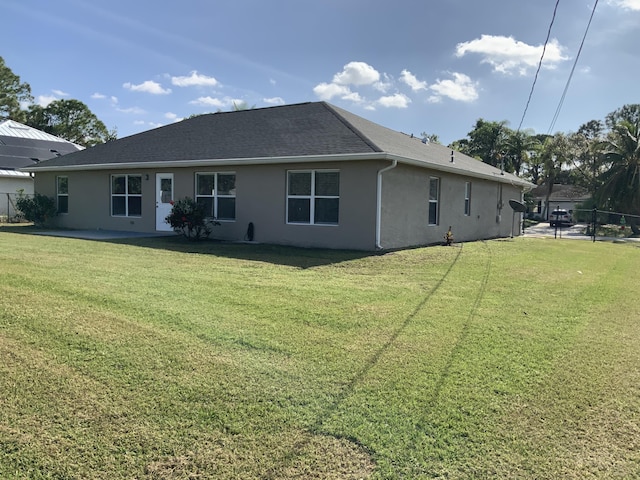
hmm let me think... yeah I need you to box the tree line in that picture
[0,56,115,147]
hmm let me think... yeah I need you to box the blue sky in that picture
[3,0,639,145]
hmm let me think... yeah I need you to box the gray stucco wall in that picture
[33,159,525,251]
[33,160,381,251]
[379,163,524,249]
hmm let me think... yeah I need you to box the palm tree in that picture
[596,119,640,233]
[503,129,540,176]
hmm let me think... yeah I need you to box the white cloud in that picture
[116,106,146,115]
[613,0,640,10]
[333,61,380,86]
[164,112,182,122]
[428,72,479,103]
[171,71,219,87]
[400,70,428,91]
[456,34,568,75]
[189,96,242,109]
[52,89,69,97]
[37,95,57,107]
[377,93,411,108]
[123,80,171,95]
[91,93,106,99]
[263,97,285,105]
[133,120,146,125]
[313,82,352,101]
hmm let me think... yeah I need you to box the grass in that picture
[1,228,639,479]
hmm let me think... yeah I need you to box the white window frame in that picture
[56,175,68,214]
[111,174,142,217]
[464,181,471,216]
[195,172,236,221]
[286,169,340,225]
[428,176,440,226]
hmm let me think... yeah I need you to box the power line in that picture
[517,0,561,133]
[547,0,599,134]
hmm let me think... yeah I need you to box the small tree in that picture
[15,193,57,226]
[165,197,219,241]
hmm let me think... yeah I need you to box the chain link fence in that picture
[0,193,29,223]
[574,208,640,241]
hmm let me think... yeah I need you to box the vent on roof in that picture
[30,158,40,163]
[450,150,455,163]
[50,149,61,157]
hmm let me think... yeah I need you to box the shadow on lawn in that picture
[0,225,372,268]
[118,236,374,268]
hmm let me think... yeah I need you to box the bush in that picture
[165,197,220,241]
[15,193,57,226]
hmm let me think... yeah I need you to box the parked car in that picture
[549,209,573,227]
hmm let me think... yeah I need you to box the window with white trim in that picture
[195,173,236,220]
[287,170,339,225]
[57,176,68,214]
[464,181,471,216]
[428,176,439,225]
[111,174,142,217]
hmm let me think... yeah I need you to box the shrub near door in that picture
[165,197,220,240]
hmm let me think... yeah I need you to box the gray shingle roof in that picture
[0,120,83,170]
[24,102,531,187]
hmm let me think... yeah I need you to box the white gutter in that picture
[376,159,398,249]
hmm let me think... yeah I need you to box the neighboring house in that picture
[530,183,590,221]
[0,120,83,220]
[23,102,532,251]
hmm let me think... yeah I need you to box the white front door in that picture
[156,173,174,231]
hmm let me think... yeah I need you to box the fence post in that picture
[591,207,597,242]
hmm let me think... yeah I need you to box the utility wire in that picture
[517,0,561,133]
[547,0,599,134]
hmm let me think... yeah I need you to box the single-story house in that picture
[23,102,532,250]
[0,120,82,220]
[530,183,590,220]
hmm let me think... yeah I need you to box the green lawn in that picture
[1,228,639,479]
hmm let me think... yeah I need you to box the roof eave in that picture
[387,154,534,189]
[21,153,392,172]
[20,151,533,189]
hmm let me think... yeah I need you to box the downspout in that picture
[376,159,398,249]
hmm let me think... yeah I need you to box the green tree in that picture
[503,129,540,176]
[567,120,607,199]
[596,117,640,233]
[456,119,511,171]
[420,132,441,144]
[25,99,112,147]
[0,56,33,122]
[540,133,571,218]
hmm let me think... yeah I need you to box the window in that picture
[428,176,439,225]
[111,174,142,217]
[195,173,236,220]
[287,170,339,225]
[57,176,68,214]
[464,181,471,216]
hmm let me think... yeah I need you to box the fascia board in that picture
[20,152,534,189]
[20,153,390,172]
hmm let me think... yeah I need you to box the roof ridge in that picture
[321,102,383,153]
